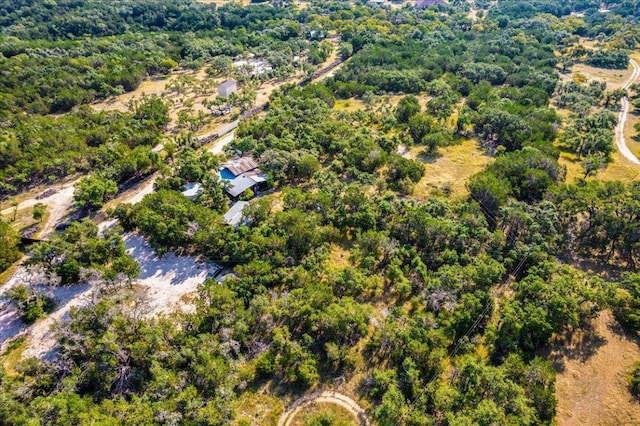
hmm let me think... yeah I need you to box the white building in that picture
[223,201,249,227]
[218,79,237,98]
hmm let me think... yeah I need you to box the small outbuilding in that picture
[223,201,249,227]
[218,79,237,98]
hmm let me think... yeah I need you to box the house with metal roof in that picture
[219,156,268,200]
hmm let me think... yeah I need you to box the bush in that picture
[7,285,56,324]
[628,362,640,399]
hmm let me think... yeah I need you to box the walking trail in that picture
[277,391,370,426]
[615,58,640,164]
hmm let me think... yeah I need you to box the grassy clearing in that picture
[411,140,492,200]
[557,49,640,183]
[0,257,23,288]
[328,242,351,269]
[92,68,224,132]
[333,94,428,113]
[1,336,27,376]
[233,391,284,426]
[290,402,358,426]
[196,0,253,5]
[560,63,632,91]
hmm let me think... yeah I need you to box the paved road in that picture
[615,58,640,165]
[278,391,370,426]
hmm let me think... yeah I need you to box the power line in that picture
[397,195,536,423]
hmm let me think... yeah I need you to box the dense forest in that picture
[2,0,640,425]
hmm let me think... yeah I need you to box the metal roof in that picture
[222,157,259,177]
[226,175,258,198]
[223,201,249,226]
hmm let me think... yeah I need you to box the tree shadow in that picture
[416,150,442,164]
[545,322,608,373]
[124,233,215,286]
[556,252,627,282]
[607,317,640,347]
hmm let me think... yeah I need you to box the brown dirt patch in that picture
[553,310,640,426]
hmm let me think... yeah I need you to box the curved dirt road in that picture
[615,58,640,165]
[278,391,371,426]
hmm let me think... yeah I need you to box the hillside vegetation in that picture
[2,1,640,425]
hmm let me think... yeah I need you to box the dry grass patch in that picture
[561,150,640,184]
[334,99,368,112]
[92,70,224,131]
[91,76,173,113]
[328,243,351,269]
[561,63,632,91]
[1,336,27,376]
[233,391,284,426]
[411,139,492,200]
[290,402,358,426]
[196,0,253,5]
[553,310,640,426]
[598,150,640,182]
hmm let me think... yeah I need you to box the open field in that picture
[410,140,493,199]
[196,0,311,8]
[91,68,226,133]
[233,391,284,426]
[553,310,640,426]
[561,150,640,183]
[562,63,631,91]
[0,179,77,239]
[278,391,370,426]
[196,0,253,5]
[290,402,358,425]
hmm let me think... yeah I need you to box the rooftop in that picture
[415,0,446,7]
[219,79,237,90]
[223,201,249,226]
[221,157,259,177]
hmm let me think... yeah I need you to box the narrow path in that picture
[206,132,235,154]
[278,391,371,426]
[615,58,640,165]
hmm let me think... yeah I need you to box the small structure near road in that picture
[218,79,237,98]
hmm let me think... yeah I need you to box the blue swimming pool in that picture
[220,169,236,180]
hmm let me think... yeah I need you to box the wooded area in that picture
[2,0,640,425]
